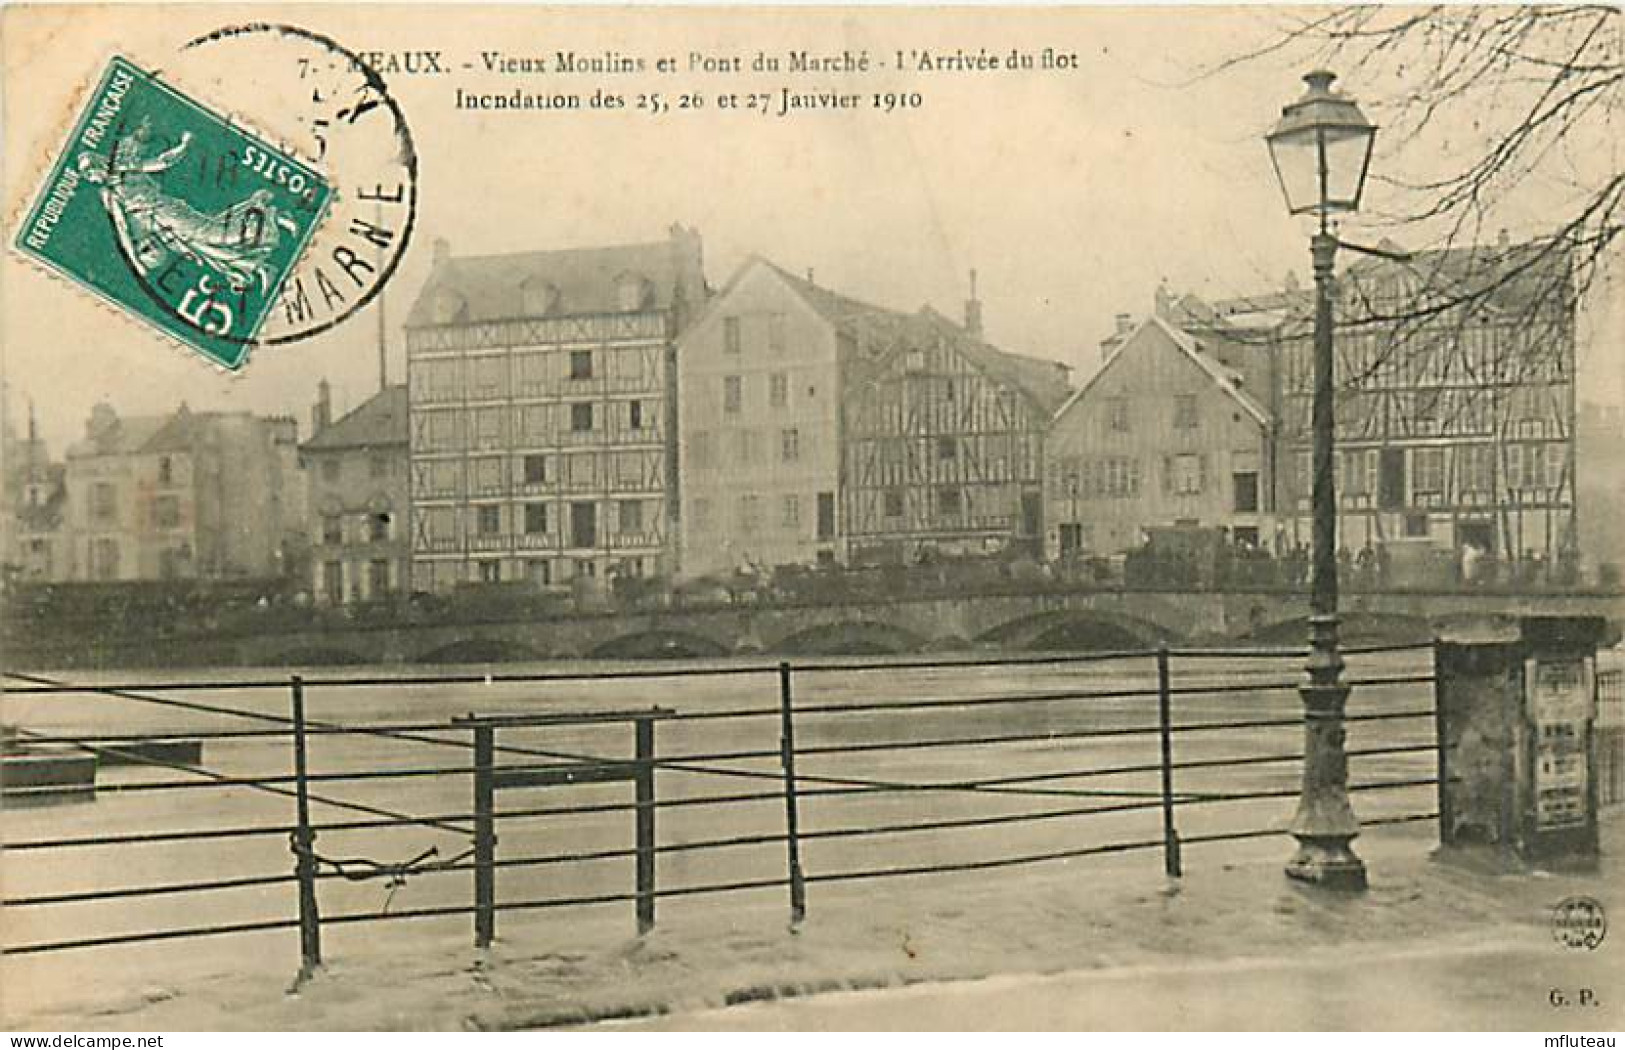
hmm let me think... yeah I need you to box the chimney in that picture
[432,237,451,265]
[964,269,984,340]
[1114,312,1133,336]
[1284,271,1301,293]
[312,378,332,433]
[1497,227,1511,252]
[805,267,815,285]
[1153,281,1173,319]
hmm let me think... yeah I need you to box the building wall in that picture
[407,312,675,591]
[677,264,841,578]
[1046,323,1272,558]
[306,443,410,604]
[65,448,198,581]
[841,340,1048,562]
[1275,297,1577,562]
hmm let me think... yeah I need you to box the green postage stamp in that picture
[14,55,333,370]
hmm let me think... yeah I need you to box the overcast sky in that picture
[4,5,1618,455]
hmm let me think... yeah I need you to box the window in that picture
[1174,394,1198,430]
[816,492,836,540]
[1405,514,1430,538]
[884,490,904,518]
[937,437,958,461]
[1059,523,1084,554]
[321,515,342,545]
[1506,444,1524,490]
[569,502,597,548]
[153,495,180,529]
[368,512,391,542]
[523,454,548,485]
[691,498,710,531]
[781,427,800,462]
[158,456,173,485]
[1171,453,1203,495]
[1458,445,1494,493]
[739,494,760,533]
[619,499,643,534]
[369,559,390,596]
[782,494,801,528]
[689,431,712,469]
[525,559,552,586]
[1107,397,1129,432]
[570,350,593,380]
[628,400,644,431]
[476,505,501,536]
[1232,471,1259,513]
[369,454,389,479]
[1545,443,1566,489]
[570,403,594,432]
[478,560,501,583]
[937,486,963,517]
[769,373,788,408]
[322,561,343,603]
[524,503,548,534]
[1342,449,1370,496]
[1413,448,1445,494]
[723,375,742,414]
[723,316,741,354]
[768,313,786,354]
[1524,443,1546,489]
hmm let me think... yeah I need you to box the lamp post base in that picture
[1286,836,1368,890]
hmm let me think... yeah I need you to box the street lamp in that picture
[1265,70,1377,890]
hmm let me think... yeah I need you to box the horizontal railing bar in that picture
[806,836,1167,885]
[3,871,297,908]
[1,649,1162,696]
[804,797,1166,841]
[790,684,1165,717]
[1344,675,1439,688]
[4,823,298,852]
[1,917,300,956]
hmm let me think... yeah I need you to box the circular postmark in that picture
[105,22,417,359]
[1552,896,1607,951]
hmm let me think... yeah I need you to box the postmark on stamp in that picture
[13,55,333,370]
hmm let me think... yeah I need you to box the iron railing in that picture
[2,644,1443,972]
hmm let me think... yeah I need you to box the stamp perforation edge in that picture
[5,47,339,377]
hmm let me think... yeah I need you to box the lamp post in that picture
[1265,70,1377,890]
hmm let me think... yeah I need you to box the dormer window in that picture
[616,273,652,313]
[521,278,559,317]
[431,289,467,325]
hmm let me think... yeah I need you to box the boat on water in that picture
[1,725,205,805]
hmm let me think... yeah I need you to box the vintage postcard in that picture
[1,2,1620,1035]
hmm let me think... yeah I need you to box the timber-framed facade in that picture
[404,227,707,591]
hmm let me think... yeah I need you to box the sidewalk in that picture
[8,818,1621,1031]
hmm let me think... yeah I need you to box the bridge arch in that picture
[587,629,731,660]
[975,609,1175,651]
[771,620,931,657]
[415,638,546,664]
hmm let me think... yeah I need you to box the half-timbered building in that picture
[404,227,707,590]
[1274,238,1578,566]
[1047,315,1276,558]
[676,258,1071,577]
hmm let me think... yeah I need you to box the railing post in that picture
[1431,636,1451,842]
[472,720,496,949]
[289,674,323,978]
[1155,648,1182,878]
[634,712,657,935]
[779,661,808,925]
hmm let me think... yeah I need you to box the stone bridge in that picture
[210,585,1625,666]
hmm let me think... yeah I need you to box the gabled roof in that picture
[757,261,1074,416]
[1056,315,1270,428]
[302,385,408,452]
[405,231,706,327]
